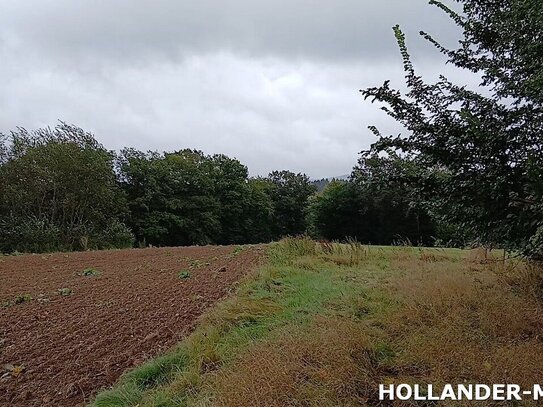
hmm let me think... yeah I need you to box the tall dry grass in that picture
[213,317,380,407]
[383,249,543,396]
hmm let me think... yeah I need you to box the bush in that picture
[89,220,135,250]
[0,216,65,253]
[0,124,132,253]
[528,226,543,261]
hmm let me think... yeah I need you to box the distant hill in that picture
[310,175,350,192]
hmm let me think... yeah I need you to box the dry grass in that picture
[209,244,543,406]
[319,239,369,266]
[383,249,543,399]
[212,317,379,407]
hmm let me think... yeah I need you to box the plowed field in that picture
[0,245,264,406]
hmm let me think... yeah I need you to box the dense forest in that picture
[0,123,442,253]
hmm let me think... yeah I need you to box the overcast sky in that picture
[0,0,465,178]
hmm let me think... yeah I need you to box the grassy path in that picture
[91,239,543,406]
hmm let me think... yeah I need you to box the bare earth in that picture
[0,245,264,407]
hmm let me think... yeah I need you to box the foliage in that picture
[307,181,365,241]
[81,268,100,277]
[118,148,221,247]
[0,122,318,253]
[0,123,132,253]
[208,154,251,244]
[90,219,135,250]
[209,155,274,244]
[3,294,33,307]
[528,226,543,260]
[244,178,274,243]
[310,178,330,192]
[119,158,316,247]
[178,271,191,279]
[118,149,277,247]
[57,288,73,296]
[361,0,543,257]
[265,170,317,239]
[308,155,437,245]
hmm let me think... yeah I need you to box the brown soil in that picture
[0,245,264,407]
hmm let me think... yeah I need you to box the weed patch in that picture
[2,294,33,307]
[178,271,192,279]
[57,288,73,296]
[188,260,208,269]
[80,268,100,277]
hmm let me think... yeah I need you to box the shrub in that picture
[528,225,543,261]
[89,220,135,250]
[0,216,65,253]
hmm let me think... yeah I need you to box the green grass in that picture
[90,239,543,407]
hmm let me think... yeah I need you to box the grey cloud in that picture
[0,0,468,178]
[0,0,461,65]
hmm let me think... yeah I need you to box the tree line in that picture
[0,123,445,254]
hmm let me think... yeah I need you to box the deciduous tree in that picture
[361,0,543,257]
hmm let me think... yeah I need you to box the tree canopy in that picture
[0,123,133,252]
[265,170,317,239]
[118,149,276,247]
[361,0,543,258]
[308,155,436,245]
